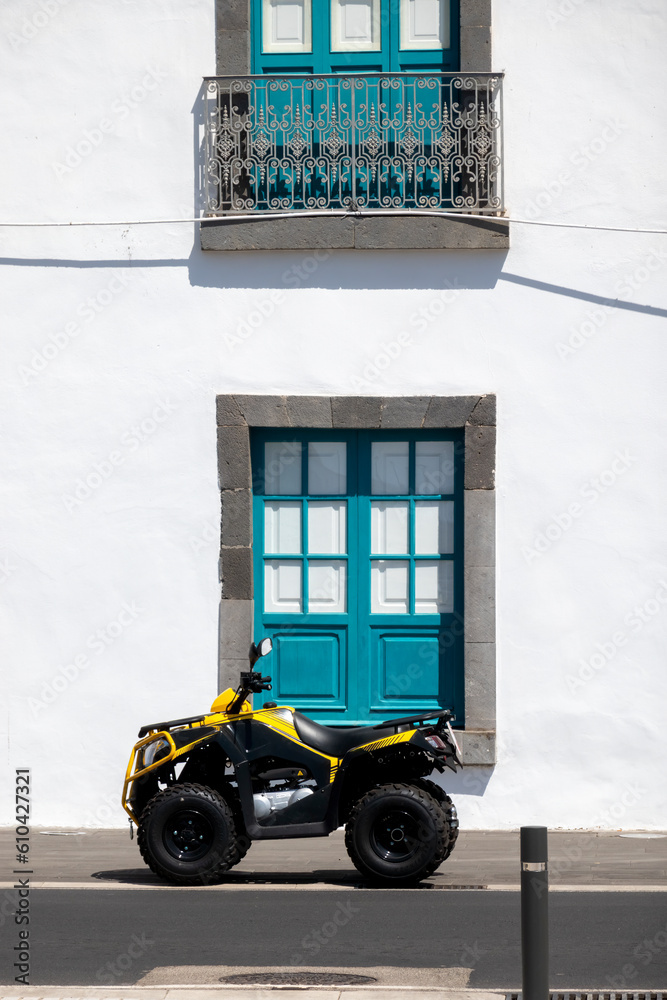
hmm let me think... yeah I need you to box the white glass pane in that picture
[265,502,302,554]
[371,441,409,494]
[415,441,454,495]
[331,0,381,51]
[371,501,409,554]
[264,441,302,495]
[371,560,409,614]
[415,561,454,613]
[308,501,347,554]
[414,0,440,35]
[415,501,454,554]
[263,0,312,52]
[309,561,347,613]
[308,442,347,494]
[400,0,449,50]
[265,560,302,613]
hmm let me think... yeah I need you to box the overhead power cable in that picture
[0,210,666,235]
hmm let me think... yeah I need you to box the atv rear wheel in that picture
[411,778,459,859]
[138,782,242,885]
[345,782,450,887]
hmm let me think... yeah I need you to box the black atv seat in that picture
[293,711,400,758]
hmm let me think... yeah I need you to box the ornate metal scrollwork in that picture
[204,73,504,215]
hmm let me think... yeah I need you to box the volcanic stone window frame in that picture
[214,0,493,77]
[216,393,496,765]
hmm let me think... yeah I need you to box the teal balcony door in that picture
[252,0,460,74]
[251,430,463,726]
[241,1,463,212]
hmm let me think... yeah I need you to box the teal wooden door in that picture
[252,430,463,726]
[357,432,463,722]
[247,2,460,210]
[251,0,460,74]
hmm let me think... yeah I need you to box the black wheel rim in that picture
[369,807,423,863]
[163,809,215,862]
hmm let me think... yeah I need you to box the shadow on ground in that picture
[90,868,461,888]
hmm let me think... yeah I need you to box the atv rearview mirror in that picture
[249,637,273,667]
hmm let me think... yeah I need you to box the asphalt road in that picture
[2,889,667,990]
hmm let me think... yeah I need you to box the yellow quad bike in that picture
[123,638,461,887]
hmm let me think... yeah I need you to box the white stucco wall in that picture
[0,0,666,829]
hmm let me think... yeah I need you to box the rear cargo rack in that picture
[374,709,455,729]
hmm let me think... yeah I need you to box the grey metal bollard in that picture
[520,826,549,1000]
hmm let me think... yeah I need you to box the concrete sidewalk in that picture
[1,829,664,999]
[0,989,506,1000]
[0,827,665,889]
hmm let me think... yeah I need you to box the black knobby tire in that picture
[225,791,251,863]
[412,778,459,859]
[138,782,243,885]
[231,811,251,863]
[345,782,450,887]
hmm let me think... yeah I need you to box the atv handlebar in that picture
[226,639,275,714]
[227,670,272,715]
[243,670,272,693]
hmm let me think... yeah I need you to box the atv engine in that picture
[252,764,314,820]
[252,786,313,820]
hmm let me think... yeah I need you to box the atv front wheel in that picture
[345,782,450,887]
[138,782,242,885]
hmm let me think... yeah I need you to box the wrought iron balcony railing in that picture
[203,73,504,216]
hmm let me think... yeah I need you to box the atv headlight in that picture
[142,737,170,768]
